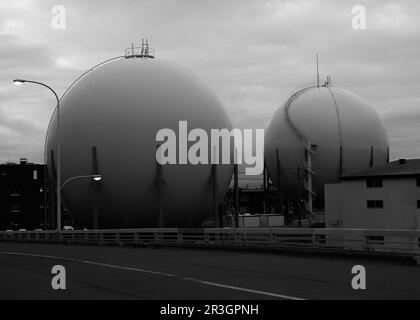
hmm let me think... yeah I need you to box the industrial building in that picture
[325,159,420,230]
[0,158,50,230]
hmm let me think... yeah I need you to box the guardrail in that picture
[1,228,419,258]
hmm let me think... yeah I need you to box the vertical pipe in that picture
[43,164,47,229]
[263,162,267,193]
[50,150,56,230]
[276,149,285,223]
[297,166,302,226]
[234,163,239,228]
[157,162,164,228]
[212,163,219,228]
[316,53,320,87]
[263,163,267,215]
[92,146,99,229]
[305,145,313,217]
[56,99,61,232]
[156,144,164,228]
[369,145,374,167]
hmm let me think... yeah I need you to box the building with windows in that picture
[0,158,50,230]
[325,159,420,230]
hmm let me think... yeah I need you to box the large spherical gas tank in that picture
[46,57,233,228]
[264,86,389,207]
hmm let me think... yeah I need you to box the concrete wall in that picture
[325,178,420,230]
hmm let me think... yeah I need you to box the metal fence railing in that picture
[1,228,419,257]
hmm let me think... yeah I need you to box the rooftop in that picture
[341,159,420,179]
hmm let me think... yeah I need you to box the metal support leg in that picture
[234,164,239,228]
[212,164,219,228]
[157,162,164,228]
[92,146,100,229]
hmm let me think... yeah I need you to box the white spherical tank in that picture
[46,56,233,228]
[264,85,389,207]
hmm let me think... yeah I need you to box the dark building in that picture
[0,158,50,230]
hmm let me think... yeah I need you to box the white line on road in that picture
[188,279,305,300]
[0,250,306,300]
[0,251,176,277]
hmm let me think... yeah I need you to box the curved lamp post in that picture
[61,174,102,230]
[13,79,62,231]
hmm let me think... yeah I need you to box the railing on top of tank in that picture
[125,46,155,58]
[0,228,419,257]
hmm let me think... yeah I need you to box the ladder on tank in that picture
[284,85,318,218]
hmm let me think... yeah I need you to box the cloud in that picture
[0,0,419,163]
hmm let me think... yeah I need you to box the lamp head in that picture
[93,175,102,181]
[13,79,26,86]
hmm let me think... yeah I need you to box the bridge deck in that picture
[0,242,419,300]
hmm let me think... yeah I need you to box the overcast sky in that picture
[0,0,419,163]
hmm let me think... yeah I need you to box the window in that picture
[417,177,420,186]
[33,170,38,180]
[10,204,21,213]
[366,178,383,188]
[417,200,420,209]
[9,187,20,196]
[367,200,383,208]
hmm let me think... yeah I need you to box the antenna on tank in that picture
[141,38,145,55]
[316,53,320,87]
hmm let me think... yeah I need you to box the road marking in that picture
[78,260,176,277]
[1,251,175,277]
[0,250,305,300]
[192,279,305,300]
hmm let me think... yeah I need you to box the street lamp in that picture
[13,79,62,231]
[61,174,102,190]
[60,174,102,230]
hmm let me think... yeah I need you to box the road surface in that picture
[0,242,419,299]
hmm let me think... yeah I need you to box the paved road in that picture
[0,242,419,299]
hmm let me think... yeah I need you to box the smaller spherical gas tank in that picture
[264,86,389,207]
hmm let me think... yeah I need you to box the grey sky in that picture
[1,0,419,163]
